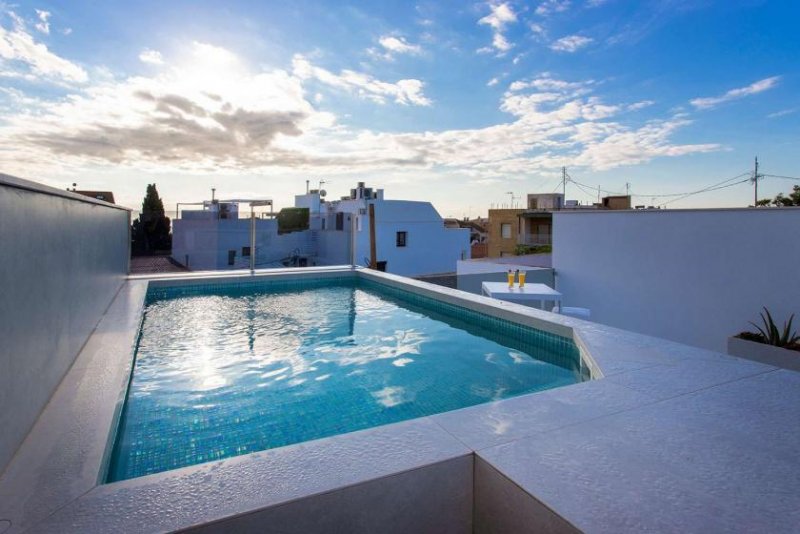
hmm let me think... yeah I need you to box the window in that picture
[501,223,512,239]
[228,250,236,266]
[321,218,326,230]
[396,231,407,247]
[336,212,344,231]
[242,246,251,257]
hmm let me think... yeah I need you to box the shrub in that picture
[742,307,800,348]
[277,207,309,234]
[514,244,552,255]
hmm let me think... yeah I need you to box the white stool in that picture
[553,306,591,319]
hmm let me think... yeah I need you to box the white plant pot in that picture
[727,336,800,372]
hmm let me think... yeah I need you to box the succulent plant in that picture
[748,308,800,348]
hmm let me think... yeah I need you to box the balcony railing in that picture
[517,234,552,246]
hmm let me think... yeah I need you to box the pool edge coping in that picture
[0,265,776,533]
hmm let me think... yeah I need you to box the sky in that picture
[1,0,798,216]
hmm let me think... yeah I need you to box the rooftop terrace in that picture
[0,175,798,533]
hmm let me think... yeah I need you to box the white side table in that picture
[481,282,562,311]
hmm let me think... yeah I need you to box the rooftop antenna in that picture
[211,188,216,202]
[506,191,517,208]
[306,180,310,194]
[318,179,327,192]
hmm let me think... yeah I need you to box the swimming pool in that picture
[107,277,586,482]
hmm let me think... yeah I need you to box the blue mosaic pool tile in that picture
[108,276,587,482]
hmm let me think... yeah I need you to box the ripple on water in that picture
[108,284,582,481]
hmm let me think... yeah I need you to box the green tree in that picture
[131,184,171,255]
[756,185,800,207]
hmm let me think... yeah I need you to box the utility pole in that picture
[752,156,761,206]
[562,167,567,199]
[597,185,600,204]
[625,182,630,196]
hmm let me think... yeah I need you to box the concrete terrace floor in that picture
[129,255,189,274]
[1,268,798,533]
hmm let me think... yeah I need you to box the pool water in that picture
[107,279,585,482]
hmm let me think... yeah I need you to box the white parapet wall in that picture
[552,207,800,353]
[0,174,131,472]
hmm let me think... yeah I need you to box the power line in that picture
[536,161,795,209]
[763,173,800,182]
[565,170,751,204]
[659,176,752,207]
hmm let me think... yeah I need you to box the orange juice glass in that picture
[519,271,526,287]
[507,271,514,287]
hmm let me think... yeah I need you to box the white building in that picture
[172,182,470,276]
[172,199,313,271]
[307,182,470,276]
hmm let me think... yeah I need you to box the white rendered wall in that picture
[0,174,130,472]
[553,208,800,352]
[172,218,313,270]
[353,201,470,277]
[316,218,353,266]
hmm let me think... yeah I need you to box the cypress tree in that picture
[131,184,172,255]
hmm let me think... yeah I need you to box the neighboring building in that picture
[74,190,116,204]
[487,209,523,257]
[444,218,487,245]
[519,193,631,249]
[172,182,470,276]
[318,182,470,276]
[601,195,632,210]
[526,193,564,211]
[171,198,309,271]
[488,193,633,257]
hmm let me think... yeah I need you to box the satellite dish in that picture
[320,189,327,197]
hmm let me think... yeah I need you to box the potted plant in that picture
[728,308,800,371]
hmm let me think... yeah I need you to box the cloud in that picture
[535,0,570,17]
[767,107,797,119]
[550,35,593,52]
[292,54,431,106]
[0,11,88,83]
[478,2,517,53]
[379,35,421,55]
[368,34,422,61]
[0,42,720,181]
[572,118,719,170]
[34,9,50,34]
[690,76,781,110]
[529,23,547,40]
[139,49,164,65]
[628,100,654,111]
[508,74,593,94]
[487,77,499,87]
[1,43,330,171]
